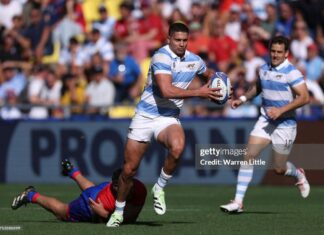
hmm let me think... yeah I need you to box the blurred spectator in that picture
[0,90,23,120]
[248,0,269,21]
[174,0,192,17]
[247,2,277,43]
[299,43,324,104]
[138,2,166,46]
[224,4,242,42]
[275,1,295,37]
[69,0,86,33]
[127,3,164,62]
[114,2,134,42]
[157,0,175,19]
[108,43,142,103]
[167,8,188,25]
[0,63,26,104]
[41,0,66,26]
[246,25,268,59]
[0,34,24,62]
[58,37,87,75]
[261,2,277,39]
[241,2,260,33]
[219,0,244,19]
[243,47,265,84]
[53,0,83,49]
[23,6,54,63]
[82,28,114,67]
[189,2,205,25]
[42,70,63,118]
[301,43,324,82]
[202,2,220,36]
[85,66,115,115]
[92,5,116,41]
[187,22,209,54]
[0,0,23,29]
[60,73,87,115]
[208,19,238,72]
[0,15,31,62]
[29,69,62,119]
[291,20,314,63]
[86,52,109,81]
[28,65,48,119]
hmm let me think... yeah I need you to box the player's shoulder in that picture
[186,50,203,62]
[152,46,172,63]
[259,63,269,71]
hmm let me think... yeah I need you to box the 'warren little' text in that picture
[200,159,266,166]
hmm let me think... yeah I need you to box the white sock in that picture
[234,164,254,204]
[155,168,172,192]
[285,161,303,181]
[115,200,125,216]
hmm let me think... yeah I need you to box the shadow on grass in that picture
[132,221,194,227]
[240,211,279,215]
[220,211,279,215]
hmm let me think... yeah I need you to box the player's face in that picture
[270,43,288,67]
[168,31,188,57]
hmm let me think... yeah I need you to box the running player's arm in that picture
[231,78,262,109]
[152,53,220,100]
[267,82,309,120]
[197,68,216,82]
[155,73,220,100]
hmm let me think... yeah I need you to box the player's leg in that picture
[271,127,310,198]
[123,183,147,224]
[152,123,185,215]
[107,139,149,227]
[123,204,145,224]
[12,186,68,220]
[220,135,270,213]
[61,159,95,191]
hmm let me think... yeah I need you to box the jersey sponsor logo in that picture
[187,63,195,70]
[262,71,267,78]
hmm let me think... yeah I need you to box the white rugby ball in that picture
[209,72,231,105]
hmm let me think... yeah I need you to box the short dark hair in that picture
[269,36,290,51]
[168,22,189,36]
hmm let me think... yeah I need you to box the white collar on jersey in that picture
[165,45,190,61]
[271,58,290,71]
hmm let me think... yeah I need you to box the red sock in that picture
[31,193,40,203]
[71,171,81,180]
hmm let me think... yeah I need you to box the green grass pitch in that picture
[1,184,324,235]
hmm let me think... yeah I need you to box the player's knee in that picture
[169,144,184,159]
[122,164,137,179]
[54,205,68,221]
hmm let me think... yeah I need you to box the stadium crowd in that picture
[0,0,323,120]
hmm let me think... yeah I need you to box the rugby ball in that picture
[209,72,231,105]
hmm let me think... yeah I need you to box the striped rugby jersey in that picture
[259,59,305,128]
[136,45,206,118]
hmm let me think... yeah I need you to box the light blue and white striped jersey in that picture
[136,45,206,118]
[258,59,305,127]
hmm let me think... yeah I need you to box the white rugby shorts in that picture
[250,116,297,155]
[127,113,181,142]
